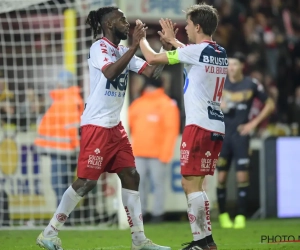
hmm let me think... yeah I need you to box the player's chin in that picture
[120,34,128,40]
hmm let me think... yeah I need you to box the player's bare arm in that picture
[102,23,145,81]
[136,19,175,77]
[139,37,170,65]
[141,32,178,77]
[238,97,275,135]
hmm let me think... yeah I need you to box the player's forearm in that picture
[252,98,275,126]
[140,38,169,65]
[169,38,185,49]
[104,46,138,81]
[139,38,158,65]
[149,47,168,78]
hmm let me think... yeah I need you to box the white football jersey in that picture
[81,38,147,127]
[169,41,228,134]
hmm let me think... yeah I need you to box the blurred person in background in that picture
[17,86,43,131]
[288,86,300,136]
[130,74,145,100]
[129,75,179,223]
[0,77,15,128]
[216,52,275,229]
[34,70,83,206]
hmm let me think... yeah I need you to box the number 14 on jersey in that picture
[213,77,225,102]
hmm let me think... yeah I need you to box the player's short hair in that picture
[86,6,118,38]
[230,52,246,63]
[186,3,219,36]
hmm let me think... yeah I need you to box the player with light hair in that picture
[138,3,227,250]
[36,6,172,250]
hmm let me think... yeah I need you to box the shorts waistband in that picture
[81,122,122,130]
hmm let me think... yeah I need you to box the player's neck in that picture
[103,34,120,47]
[229,73,244,83]
[195,34,212,44]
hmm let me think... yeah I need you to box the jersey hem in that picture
[185,124,225,135]
[80,122,121,130]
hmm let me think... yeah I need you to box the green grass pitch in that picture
[1,218,300,250]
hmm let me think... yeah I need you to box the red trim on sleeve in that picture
[101,62,113,71]
[138,62,148,74]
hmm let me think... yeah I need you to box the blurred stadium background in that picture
[0,0,299,244]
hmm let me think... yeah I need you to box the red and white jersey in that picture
[81,38,147,127]
[169,41,228,134]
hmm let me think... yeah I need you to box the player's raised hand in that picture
[159,30,174,51]
[132,20,147,48]
[158,18,178,43]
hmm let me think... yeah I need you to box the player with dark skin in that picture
[73,9,172,196]
[36,6,175,250]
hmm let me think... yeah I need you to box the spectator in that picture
[129,76,180,223]
[0,77,15,128]
[17,86,43,131]
[34,70,84,206]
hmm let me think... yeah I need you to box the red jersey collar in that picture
[101,37,118,48]
[202,40,216,44]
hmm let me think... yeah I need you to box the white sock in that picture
[203,191,212,236]
[43,186,83,237]
[122,188,146,244]
[187,192,206,241]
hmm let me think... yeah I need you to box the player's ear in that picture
[106,19,113,29]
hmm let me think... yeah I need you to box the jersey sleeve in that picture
[90,41,114,71]
[166,45,200,65]
[129,55,148,74]
[120,46,148,74]
[252,78,268,103]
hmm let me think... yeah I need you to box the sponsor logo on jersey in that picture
[105,72,128,91]
[105,71,128,98]
[207,106,224,122]
[199,45,228,66]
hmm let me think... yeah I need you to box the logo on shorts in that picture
[237,158,250,166]
[87,155,103,169]
[180,149,190,165]
[205,151,211,157]
[182,142,186,148]
[94,148,100,154]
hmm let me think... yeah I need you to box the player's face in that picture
[112,10,130,40]
[228,58,243,78]
[185,16,196,43]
